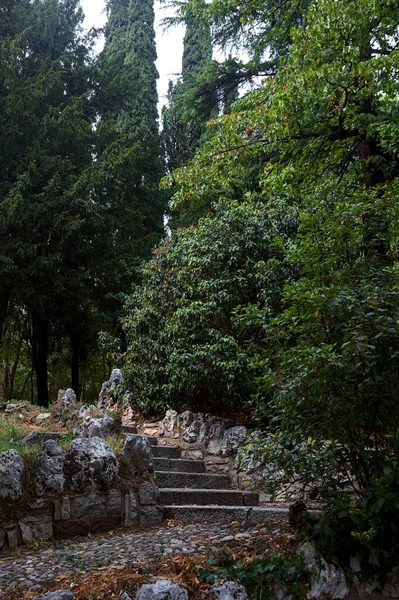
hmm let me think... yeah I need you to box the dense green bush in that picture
[122,200,290,414]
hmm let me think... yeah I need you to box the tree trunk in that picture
[0,288,10,343]
[71,335,80,401]
[32,313,49,407]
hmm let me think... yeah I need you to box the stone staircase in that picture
[145,434,290,526]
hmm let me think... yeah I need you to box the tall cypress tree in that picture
[162,2,216,176]
[95,0,164,296]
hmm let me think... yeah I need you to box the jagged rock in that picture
[301,542,348,599]
[88,415,115,438]
[65,437,117,493]
[273,582,293,600]
[221,426,246,457]
[120,594,133,600]
[73,415,117,439]
[35,413,51,424]
[119,434,154,480]
[210,582,249,600]
[159,410,179,438]
[182,413,205,443]
[33,592,74,600]
[135,579,188,600]
[179,410,195,429]
[0,449,24,500]
[72,417,90,438]
[205,419,227,455]
[350,555,399,598]
[52,389,77,423]
[36,440,65,496]
[122,390,133,407]
[5,401,29,414]
[78,404,97,419]
[20,431,61,446]
[383,565,399,598]
[123,404,136,425]
[98,368,123,410]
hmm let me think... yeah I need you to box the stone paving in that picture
[0,521,279,595]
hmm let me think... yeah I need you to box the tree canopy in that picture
[0,0,163,404]
[124,0,399,572]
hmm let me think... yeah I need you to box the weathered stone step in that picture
[154,458,205,473]
[164,505,290,525]
[121,425,137,434]
[159,488,259,506]
[152,446,180,459]
[155,471,231,490]
[143,435,158,446]
[121,431,158,445]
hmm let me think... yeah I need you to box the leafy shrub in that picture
[122,200,290,415]
[198,548,307,599]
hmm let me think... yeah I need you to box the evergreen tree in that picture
[162,1,215,176]
[0,0,97,405]
[95,0,164,284]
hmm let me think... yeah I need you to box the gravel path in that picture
[0,521,277,595]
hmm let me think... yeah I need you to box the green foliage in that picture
[123,200,290,414]
[162,0,217,206]
[197,548,307,599]
[157,0,399,578]
[0,414,29,453]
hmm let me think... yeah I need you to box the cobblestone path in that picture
[0,521,278,596]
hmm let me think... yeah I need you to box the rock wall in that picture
[0,434,163,550]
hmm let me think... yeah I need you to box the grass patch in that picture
[105,433,126,456]
[0,414,30,453]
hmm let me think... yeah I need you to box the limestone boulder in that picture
[78,404,97,419]
[135,580,188,600]
[65,437,117,493]
[182,413,205,443]
[36,440,65,496]
[301,542,348,599]
[88,415,116,438]
[33,592,74,600]
[221,426,247,457]
[52,388,77,423]
[21,431,61,446]
[159,409,179,438]
[5,401,29,414]
[211,582,249,600]
[119,434,154,481]
[35,412,51,424]
[205,419,227,455]
[0,449,24,500]
[73,415,118,439]
[98,368,123,410]
[179,410,195,429]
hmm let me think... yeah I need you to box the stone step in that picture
[155,471,231,490]
[143,436,158,446]
[154,458,205,473]
[159,488,259,506]
[163,505,290,525]
[152,446,181,459]
[121,425,137,434]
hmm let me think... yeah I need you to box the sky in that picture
[80,0,185,110]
